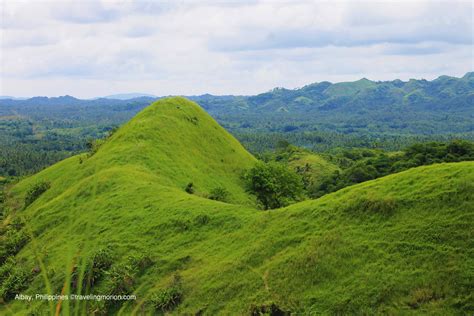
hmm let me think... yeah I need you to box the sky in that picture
[0,0,473,98]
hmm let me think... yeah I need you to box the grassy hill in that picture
[1,97,473,315]
[268,145,340,191]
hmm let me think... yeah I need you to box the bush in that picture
[0,259,32,301]
[25,181,50,207]
[92,247,115,272]
[72,247,114,290]
[243,162,304,210]
[185,182,194,194]
[128,254,153,273]
[86,138,105,157]
[0,229,30,265]
[102,263,136,297]
[0,218,29,265]
[151,274,183,312]
[345,165,377,184]
[102,254,153,298]
[0,257,16,284]
[208,187,230,202]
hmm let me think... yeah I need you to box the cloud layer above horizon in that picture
[1,0,472,98]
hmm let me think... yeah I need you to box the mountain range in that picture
[1,72,472,136]
[0,73,473,177]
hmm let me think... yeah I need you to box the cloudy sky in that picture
[0,0,472,98]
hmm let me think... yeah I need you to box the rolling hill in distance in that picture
[0,97,473,315]
[101,93,158,100]
[0,73,473,177]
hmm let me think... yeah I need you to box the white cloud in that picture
[0,0,472,98]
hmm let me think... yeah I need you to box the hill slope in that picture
[10,97,256,206]
[1,97,473,315]
[269,145,340,191]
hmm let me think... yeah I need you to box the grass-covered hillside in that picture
[1,97,473,315]
[259,144,340,192]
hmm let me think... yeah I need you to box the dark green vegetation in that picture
[1,97,473,315]
[0,97,153,176]
[243,161,304,209]
[24,181,50,207]
[1,73,473,176]
[264,140,474,198]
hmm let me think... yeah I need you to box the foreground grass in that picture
[1,98,473,315]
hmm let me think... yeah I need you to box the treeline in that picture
[1,73,473,177]
[0,117,116,177]
[234,131,474,153]
[265,140,474,199]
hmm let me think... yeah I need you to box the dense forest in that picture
[0,73,472,176]
[261,139,474,199]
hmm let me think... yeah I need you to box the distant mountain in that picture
[0,95,28,100]
[191,72,474,115]
[0,72,472,145]
[102,93,158,100]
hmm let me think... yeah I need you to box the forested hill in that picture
[196,72,474,114]
[192,72,474,135]
[1,72,472,130]
[0,73,473,176]
[1,72,472,135]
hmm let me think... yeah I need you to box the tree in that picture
[243,162,304,210]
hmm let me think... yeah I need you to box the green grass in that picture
[284,146,339,189]
[1,97,473,315]
[323,78,376,97]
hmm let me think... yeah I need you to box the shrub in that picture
[106,126,119,138]
[0,260,32,301]
[243,162,304,210]
[0,229,30,265]
[86,138,105,157]
[103,263,136,297]
[92,247,115,272]
[72,247,114,290]
[345,165,377,184]
[208,187,230,202]
[102,254,152,298]
[151,274,183,312]
[185,182,194,194]
[0,257,16,284]
[25,181,50,207]
[88,247,114,287]
[128,254,153,273]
